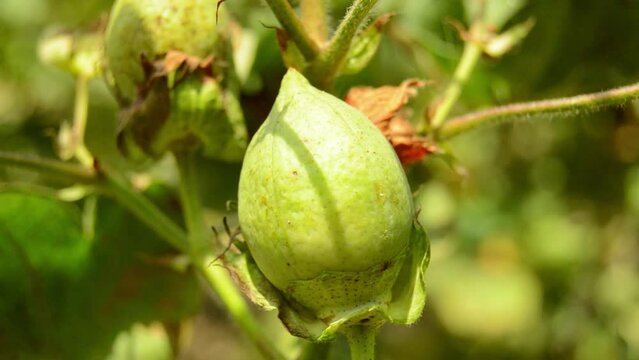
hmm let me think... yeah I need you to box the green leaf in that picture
[224,242,283,310]
[223,244,329,340]
[0,192,90,359]
[81,185,201,340]
[340,14,392,75]
[0,190,200,359]
[388,221,430,324]
[118,74,248,163]
[224,234,429,342]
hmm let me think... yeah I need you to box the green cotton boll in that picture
[105,0,221,102]
[238,69,415,320]
[106,0,248,161]
[118,76,248,162]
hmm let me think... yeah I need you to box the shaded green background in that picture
[1,0,638,359]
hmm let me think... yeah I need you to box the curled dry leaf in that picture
[345,79,424,126]
[345,79,436,164]
[388,116,438,165]
[163,50,215,75]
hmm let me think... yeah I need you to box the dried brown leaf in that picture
[345,79,426,126]
[345,79,435,164]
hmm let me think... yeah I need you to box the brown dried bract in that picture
[387,116,437,165]
[345,79,425,126]
[345,79,436,164]
[163,50,214,77]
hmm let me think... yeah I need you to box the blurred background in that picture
[1,0,638,359]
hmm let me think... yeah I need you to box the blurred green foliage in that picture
[1,0,639,359]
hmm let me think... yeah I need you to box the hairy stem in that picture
[342,326,378,360]
[429,41,483,129]
[307,0,378,89]
[439,82,639,139]
[301,0,328,44]
[264,0,320,61]
[0,151,96,183]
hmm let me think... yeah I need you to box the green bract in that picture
[116,73,248,161]
[105,0,247,161]
[233,69,429,340]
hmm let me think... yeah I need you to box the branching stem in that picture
[439,81,639,139]
[307,0,379,89]
[429,41,482,129]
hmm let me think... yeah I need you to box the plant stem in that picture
[264,0,320,61]
[0,151,96,183]
[297,341,331,360]
[307,0,379,88]
[429,41,483,129]
[0,151,190,252]
[72,75,93,167]
[341,326,378,360]
[197,261,286,360]
[0,181,68,198]
[81,194,98,239]
[174,152,209,256]
[102,173,191,253]
[439,81,639,139]
[301,0,328,43]
[173,151,286,360]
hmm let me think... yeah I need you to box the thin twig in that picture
[428,41,482,130]
[72,75,93,166]
[439,82,639,139]
[0,151,96,183]
[0,151,191,252]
